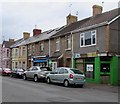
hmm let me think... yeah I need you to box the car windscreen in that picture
[70,69,83,74]
[17,69,24,72]
[41,67,51,71]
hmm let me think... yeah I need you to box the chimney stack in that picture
[23,32,30,39]
[9,39,14,42]
[33,29,42,36]
[92,5,103,16]
[66,14,78,25]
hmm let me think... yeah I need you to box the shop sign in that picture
[86,64,93,71]
[74,53,81,58]
[87,52,97,57]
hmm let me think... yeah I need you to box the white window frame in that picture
[22,47,26,56]
[66,35,71,50]
[56,38,60,51]
[80,30,96,47]
[15,48,18,57]
[40,43,44,51]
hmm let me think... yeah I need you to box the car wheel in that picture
[64,80,69,87]
[23,74,27,80]
[47,77,51,84]
[34,75,38,82]
[10,74,13,78]
[79,84,84,88]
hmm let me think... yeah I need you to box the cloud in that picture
[1,1,119,44]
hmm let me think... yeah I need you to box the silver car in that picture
[23,66,51,82]
[46,67,86,87]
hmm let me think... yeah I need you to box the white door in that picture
[51,62,57,71]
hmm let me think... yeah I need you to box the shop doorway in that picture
[100,63,110,84]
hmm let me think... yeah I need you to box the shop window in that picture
[85,57,94,62]
[101,63,110,73]
[100,56,111,61]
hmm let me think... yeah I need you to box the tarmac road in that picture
[2,76,118,102]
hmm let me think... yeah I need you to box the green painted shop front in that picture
[75,56,118,86]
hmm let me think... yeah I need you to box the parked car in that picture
[10,68,25,78]
[46,67,86,87]
[2,68,12,76]
[23,66,52,82]
[0,68,3,75]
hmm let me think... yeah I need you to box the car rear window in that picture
[4,68,11,71]
[70,69,83,74]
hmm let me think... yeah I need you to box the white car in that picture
[23,66,52,82]
[46,67,86,87]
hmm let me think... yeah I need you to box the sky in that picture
[0,0,119,44]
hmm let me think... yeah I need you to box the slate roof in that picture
[2,40,15,48]
[51,17,91,38]
[10,38,24,48]
[18,26,65,46]
[75,8,119,31]
[51,8,119,38]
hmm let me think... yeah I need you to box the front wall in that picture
[50,38,56,56]
[74,26,107,54]
[43,40,49,56]
[109,18,119,54]
[119,57,120,85]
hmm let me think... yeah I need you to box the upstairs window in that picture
[56,38,60,51]
[7,49,9,57]
[19,47,21,56]
[66,35,71,49]
[15,49,18,57]
[80,30,96,47]
[22,47,26,56]
[40,43,44,51]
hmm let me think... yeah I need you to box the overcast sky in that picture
[0,0,119,44]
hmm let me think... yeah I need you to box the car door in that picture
[29,66,39,78]
[50,68,59,83]
[57,68,65,83]
[26,67,33,78]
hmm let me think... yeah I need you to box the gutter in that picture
[108,15,120,25]
[71,15,120,34]
[72,21,108,34]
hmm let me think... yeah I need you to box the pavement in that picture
[85,83,119,93]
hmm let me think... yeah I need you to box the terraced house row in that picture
[1,5,120,85]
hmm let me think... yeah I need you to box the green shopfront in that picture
[75,54,119,86]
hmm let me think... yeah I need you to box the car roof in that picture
[57,67,79,70]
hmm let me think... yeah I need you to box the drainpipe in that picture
[49,38,51,57]
[48,38,51,67]
[26,45,28,70]
[71,32,74,68]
